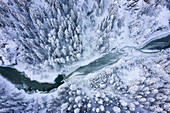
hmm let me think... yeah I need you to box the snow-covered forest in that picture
[0,0,170,112]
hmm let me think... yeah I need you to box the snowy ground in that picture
[0,0,170,112]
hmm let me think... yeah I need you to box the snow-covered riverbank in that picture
[0,0,170,112]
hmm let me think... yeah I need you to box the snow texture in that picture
[0,0,170,112]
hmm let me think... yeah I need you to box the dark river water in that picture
[64,51,124,80]
[0,66,64,93]
[0,33,169,93]
[140,32,170,50]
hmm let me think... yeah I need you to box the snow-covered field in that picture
[0,0,170,112]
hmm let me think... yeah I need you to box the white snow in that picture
[75,96,82,103]
[96,108,100,113]
[74,108,80,113]
[119,100,127,107]
[76,89,82,95]
[70,84,77,91]
[14,62,57,83]
[95,92,101,98]
[0,0,170,112]
[100,105,105,111]
[129,103,135,111]
[113,106,121,113]
[87,103,92,108]
[61,102,69,110]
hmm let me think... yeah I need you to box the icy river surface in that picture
[0,32,169,93]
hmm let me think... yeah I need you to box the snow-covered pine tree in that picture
[0,0,83,70]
